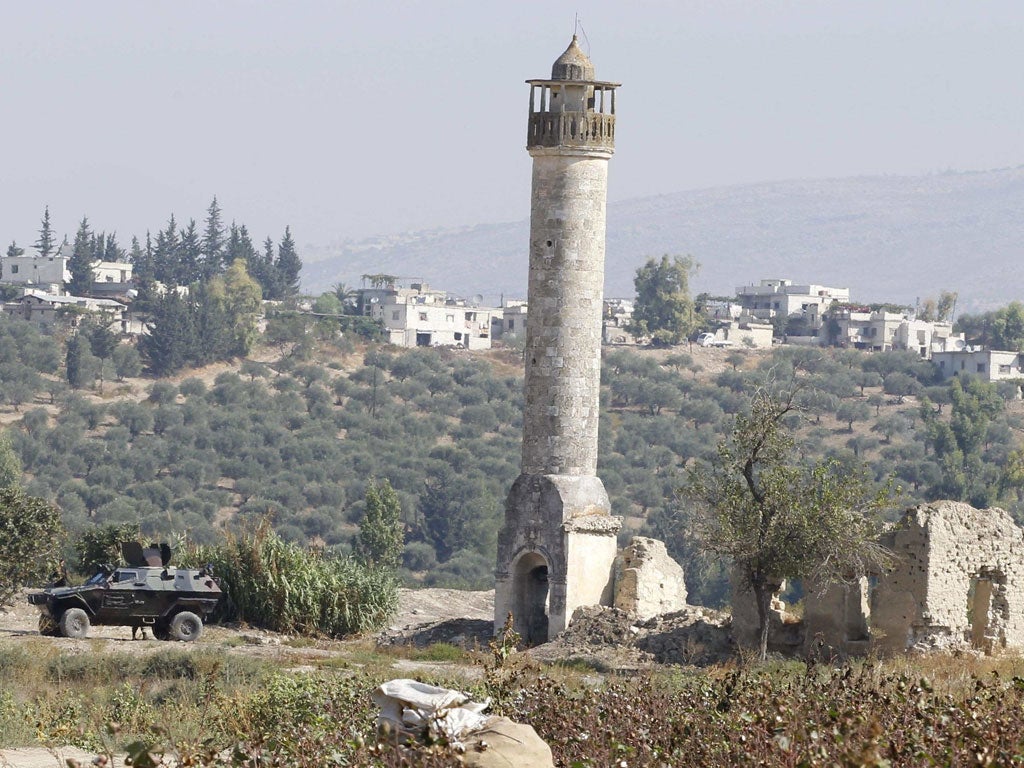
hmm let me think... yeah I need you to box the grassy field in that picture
[3,632,1024,767]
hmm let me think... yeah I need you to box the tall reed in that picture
[181,520,397,637]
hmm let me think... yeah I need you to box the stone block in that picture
[612,536,688,620]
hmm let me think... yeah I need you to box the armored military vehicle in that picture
[28,542,221,641]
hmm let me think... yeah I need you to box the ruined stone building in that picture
[494,37,623,644]
[786,501,1024,657]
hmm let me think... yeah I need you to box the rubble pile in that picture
[530,604,733,670]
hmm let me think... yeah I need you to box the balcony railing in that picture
[527,111,615,151]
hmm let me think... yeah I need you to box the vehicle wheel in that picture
[59,608,90,639]
[38,612,59,636]
[169,611,203,642]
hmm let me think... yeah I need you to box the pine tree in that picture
[34,206,56,258]
[68,217,94,296]
[201,197,225,277]
[178,219,202,285]
[6,241,24,258]
[250,236,279,299]
[153,215,180,285]
[275,226,301,297]
[190,280,231,365]
[102,232,124,262]
[129,234,156,308]
[139,291,196,375]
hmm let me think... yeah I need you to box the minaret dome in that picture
[551,35,595,81]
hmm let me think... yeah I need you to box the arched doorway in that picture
[511,552,550,646]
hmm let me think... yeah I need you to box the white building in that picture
[933,349,1024,382]
[0,245,72,291]
[735,278,850,327]
[1,245,133,296]
[829,308,963,358]
[365,282,497,349]
[92,260,133,285]
[492,300,528,340]
[602,297,635,345]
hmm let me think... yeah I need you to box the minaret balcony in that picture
[527,111,615,151]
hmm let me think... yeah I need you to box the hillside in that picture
[4,303,1023,606]
[303,166,1024,312]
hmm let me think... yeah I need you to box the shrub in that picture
[181,521,397,637]
[0,487,65,604]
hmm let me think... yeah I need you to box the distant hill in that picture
[303,167,1024,313]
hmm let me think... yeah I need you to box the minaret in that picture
[495,36,621,645]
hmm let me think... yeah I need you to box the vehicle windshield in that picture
[85,571,109,586]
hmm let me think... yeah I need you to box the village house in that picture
[2,289,131,333]
[1,246,134,299]
[491,300,528,341]
[0,245,72,292]
[932,348,1024,382]
[362,281,497,349]
[735,278,850,329]
[602,298,635,345]
[826,307,964,358]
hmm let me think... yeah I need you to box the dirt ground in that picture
[0,587,495,767]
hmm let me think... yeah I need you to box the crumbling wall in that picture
[802,577,871,658]
[612,537,688,620]
[730,571,803,654]
[873,501,1024,654]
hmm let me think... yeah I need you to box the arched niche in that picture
[511,551,550,646]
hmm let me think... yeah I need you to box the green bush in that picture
[182,521,397,637]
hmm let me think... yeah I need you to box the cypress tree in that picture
[275,226,302,297]
[178,219,202,285]
[139,291,195,375]
[68,217,94,296]
[202,197,225,277]
[356,479,404,571]
[65,333,99,389]
[34,206,56,258]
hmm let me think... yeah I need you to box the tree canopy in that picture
[628,255,698,345]
[684,385,891,660]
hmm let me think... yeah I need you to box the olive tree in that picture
[683,385,891,661]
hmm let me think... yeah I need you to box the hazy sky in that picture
[2,1,1022,259]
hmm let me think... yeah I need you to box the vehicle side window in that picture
[116,570,138,583]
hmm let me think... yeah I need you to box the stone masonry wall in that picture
[520,150,610,477]
[874,501,1024,654]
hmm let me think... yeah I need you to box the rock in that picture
[613,536,688,620]
[463,717,554,768]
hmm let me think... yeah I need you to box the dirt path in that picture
[0,745,125,768]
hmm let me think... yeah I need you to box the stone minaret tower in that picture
[494,36,621,645]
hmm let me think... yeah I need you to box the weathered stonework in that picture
[872,501,1024,654]
[730,572,803,655]
[495,37,622,644]
[799,500,1024,657]
[613,537,688,620]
